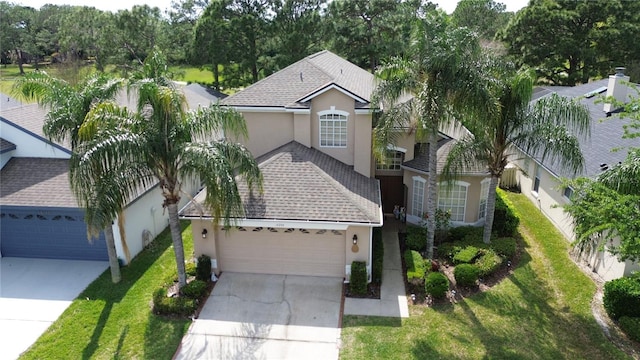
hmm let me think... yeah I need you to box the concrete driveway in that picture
[0,257,108,360]
[175,273,343,360]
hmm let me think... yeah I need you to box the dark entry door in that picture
[376,176,405,213]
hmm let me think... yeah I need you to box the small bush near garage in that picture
[453,246,480,264]
[491,237,517,258]
[618,316,640,342]
[406,226,427,251]
[152,288,198,317]
[603,276,640,320]
[425,272,449,299]
[475,249,503,277]
[350,261,368,296]
[454,264,479,287]
[372,228,383,284]
[185,261,197,276]
[196,254,212,281]
[405,250,426,281]
[493,188,520,237]
[181,279,208,298]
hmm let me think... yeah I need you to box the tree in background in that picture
[193,0,230,90]
[167,0,210,64]
[451,0,511,41]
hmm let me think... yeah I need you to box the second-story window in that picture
[376,150,403,170]
[319,112,347,147]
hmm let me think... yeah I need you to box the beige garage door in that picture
[217,227,346,277]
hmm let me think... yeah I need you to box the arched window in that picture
[478,178,490,219]
[438,181,469,222]
[318,109,348,147]
[411,176,426,217]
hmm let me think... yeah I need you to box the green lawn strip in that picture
[340,192,627,359]
[20,222,194,360]
[169,65,216,84]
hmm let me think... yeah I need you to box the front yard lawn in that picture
[20,222,194,360]
[340,191,628,359]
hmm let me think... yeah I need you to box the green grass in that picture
[169,65,216,84]
[20,222,194,360]
[340,192,628,359]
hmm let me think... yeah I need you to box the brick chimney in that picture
[603,67,630,113]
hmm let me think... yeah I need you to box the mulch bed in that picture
[344,281,381,299]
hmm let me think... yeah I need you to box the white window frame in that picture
[438,181,469,223]
[376,150,403,170]
[533,165,541,195]
[411,176,426,217]
[318,108,349,148]
[478,178,490,220]
[563,186,574,201]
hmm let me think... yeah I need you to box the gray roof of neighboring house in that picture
[532,78,639,178]
[0,138,16,153]
[0,94,26,110]
[221,50,375,109]
[181,141,382,224]
[0,103,71,151]
[0,157,77,208]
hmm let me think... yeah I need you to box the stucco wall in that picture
[238,111,295,157]
[310,89,357,166]
[0,120,70,159]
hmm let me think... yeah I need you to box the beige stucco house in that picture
[509,68,640,281]
[180,50,491,280]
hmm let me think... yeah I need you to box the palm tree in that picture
[597,148,640,196]
[372,12,490,259]
[78,51,262,288]
[13,72,126,282]
[443,63,591,244]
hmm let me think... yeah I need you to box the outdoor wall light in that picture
[202,229,208,239]
[352,234,358,244]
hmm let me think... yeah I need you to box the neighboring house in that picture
[180,50,491,280]
[0,84,220,263]
[510,68,640,280]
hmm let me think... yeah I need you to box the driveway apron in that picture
[0,257,108,360]
[175,273,343,360]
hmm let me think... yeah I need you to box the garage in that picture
[217,227,346,277]
[0,207,108,261]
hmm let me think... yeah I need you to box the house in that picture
[0,84,220,263]
[180,50,491,280]
[510,68,640,280]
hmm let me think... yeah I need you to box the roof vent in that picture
[584,86,607,98]
[300,72,303,82]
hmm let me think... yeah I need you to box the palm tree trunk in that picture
[483,175,499,244]
[167,202,187,288]
[104,224,121,283]
[425,131,438,259]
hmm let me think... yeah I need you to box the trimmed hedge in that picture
[603,276,640,320]
[619,316,640,342]
[350,261,368,295]
[425,272,449,298]
[406,226,427,251]
[185,261,197,276]
[449,226,483,242]
[372,228,384,284]
[475,249,503,277]
[405,250,426,280]
[453,246,480,264]
[491,237,517,258]
[493,188,520,237]
[196,254,212,282]
[152,288,198,316]
[181,279,208,298]
[455,264,479,287]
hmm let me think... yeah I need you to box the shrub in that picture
[455,264,479,287]
[493,189,520,237]
[475,249,503,277]
[152,288,198,316]
[372,228,384,284]
[491,237,517,258]
[406,226,427,251]
[182,279,208,299]
[449,226,483,242]
[405,250,426,280]
[619,316,640,342]
[185,262,197,276]
[603,277,640,320]
[350,261,368,295]
[196,254,212,282]
[425,272,449,298]
[436,242,458,261]
[453,246,480,264]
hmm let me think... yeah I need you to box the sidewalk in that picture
[343,219,409,318]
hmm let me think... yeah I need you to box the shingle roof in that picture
[0,138,16,153]
[0,94,26,110]
[533,79,640,178]
[221,50,375,108]
[181,141,382,224]
[0,158,78,208]
[0,104,71,150]
[402,138,487,175]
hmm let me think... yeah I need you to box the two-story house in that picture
[181,51,492,280]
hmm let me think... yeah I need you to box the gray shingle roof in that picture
[0,93,26,110]
[181,141,382,224]
[0,103,71,150]
[0,157,78,208]
[0,138,16,153]
[402,138,487,175]
[533,79,640,178]
[221,50,375,108]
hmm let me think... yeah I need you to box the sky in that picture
[15,0,529,14]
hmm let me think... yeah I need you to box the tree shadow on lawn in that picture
[342,315,402,328]
[80,224,188,359]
